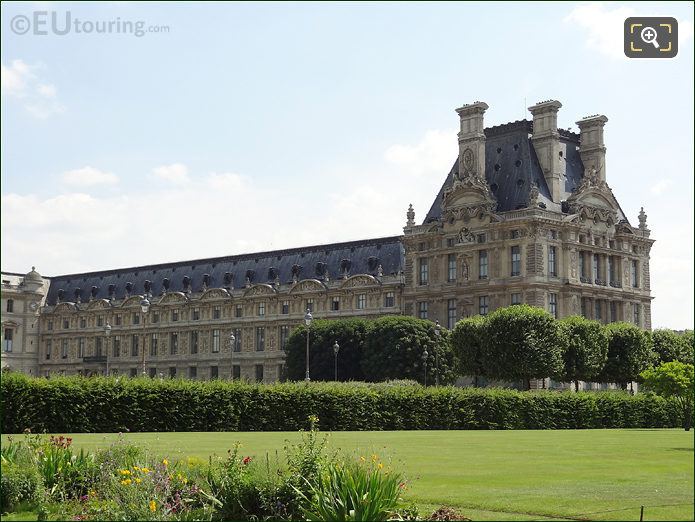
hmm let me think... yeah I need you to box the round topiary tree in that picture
[361,316,456,385]
[640,361,694,431]
[451,316,486,387]
[483,304,566,390]
[651,329,694,366]
[559,316,609,391]
[597,322,654,389]
[284,318,369,381]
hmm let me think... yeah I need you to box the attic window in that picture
[517,179,524,186]
[494,164,501,171]
[515,160,522,167]
[496,147,502,154]
[559,151,563,157]
[513,144,519,151]
[490,183,498,193]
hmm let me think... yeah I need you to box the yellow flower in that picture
[183,478,188,484]
[89,490,96,497]
[135,478,142,484]
[119,469,131,476]
[371,454,378,462]
[378,462,384,470]
[133,466,140,471]
[162,458,169,467]
[360,456,366,462]
[142,467,151,473]
[149,500,157,512]
[121,478,132,485]
[177,473,183,480]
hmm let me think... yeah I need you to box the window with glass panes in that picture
[211,329,220,353]
[61,339,68,359]
[150,334,157,356]
[331,297,340,311]
[172,309,179,322]
[213,306,221,319]
[279,325,290,349]
[78,337,85,358]
[356,294,366,309]
[447,254,457,282]
[235,305,243,318]
[170,333,178,355]
[479,251,488,279]
[210,366,218,379]
[256,327,265,351]
[3,329,12,352]
[305,299,314,312]
[192,308,200,320]
[631,260,638,287]
[282,301,289,314]
[511,293,521,305]
[233,365,241,379]
[131,335,139,356]
[189,367,197,379]
[113,336,120,357]
[233,329,242,352]
[418,301,428,319]
[190,331,199,354]
[479,296,489,316]
[593,254,600,281]
[511,246,521,276]
[258,302,265,317]
[633,303,640,325]
[549,293,557,318]
[255,364,264,382]
[384,292,395,307]
[548,247,557,276]
[132,312,140,325]
[447,299,457,329]
[419,258,429,285]
[609,301,617,322]
[594,300,602,321]
[6,299,13,313]
[96,337,103,357]
[46,340,52,359]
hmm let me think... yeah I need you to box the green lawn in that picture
[5,429,694,521]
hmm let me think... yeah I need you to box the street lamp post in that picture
[304,309,313,382]
[333,341,340,381]
[104,323,112,376]
[422,348,429,386]
[229,331,236,380]
[140,297,150,376]
[434,320,441,386]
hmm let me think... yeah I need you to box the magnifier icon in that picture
[640,26,660,49]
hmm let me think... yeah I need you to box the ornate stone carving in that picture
[462,148,475,176]
[457,228,475,244]
[406,204,415,227]
[569,249,578,280]
[528,183,539,208]
[638,207,648,230]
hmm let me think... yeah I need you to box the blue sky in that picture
[1,1,693,328]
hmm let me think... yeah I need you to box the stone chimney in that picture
[528,100,563,202]
[576,114,608,182]
[455,102,488,180]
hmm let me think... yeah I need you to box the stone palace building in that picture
[1,100,654,382]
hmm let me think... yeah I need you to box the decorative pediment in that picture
[441,174,497,223]
[243,284,277,297]
[54,302,77,313]
[567,169,620,225]
[2,320,20,329]
[340,275,381,289]
[615,221,635,235]
[288,279,327,295]
[85,298,112,311]
[155,292,188,306]
[200,288,231,301]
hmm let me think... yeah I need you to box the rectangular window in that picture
[418,258,429,285]
[229,328,241,352]
[190,331,199,354]
[593,254,600,282]
[212,329,220,353]
[631,260,639,288]
[80,317,86,329]
[278,364,285,382]
[511,229,520,239]
[189,366,197,379]
[6,299,13,313]
[549,293,558,319]
[331,297,340,311]
[548,246,557,277]
[356,294,366,310]
[150,334,157,357]
[594,300,602,322]
[96,316,103,327]
[255,364,264,383]
[256,327,265,352]
[148,367,157,378]
[132,313,140,325]
[579,252,586,279]
[3,329,13,352]
[633,303,640,326]
[172,309,179,322]
[48,319,54,331]
[446,238,455,247]
[448,254,457,282]
[192,308,200,320]
[169,367,177,378]
[258,302,266,317]
[152,311,160,324]
[78,337,85,358]
[282,301,289,314]
[115,314,122,326]
[581,298,587,318]
[479,251,488,279]
[418,301,428,320]
[548,230,558,240]
[479,296,489,316]
[511,293,521,305]
[96,337,103,357]
[232,365,241,379]
[477,233,487,244]
[511,246,521,276]
[213,306,221,319]
[63,319,69,329]
[113,336,121,358]
[46,340,52,359]
[447,299,457,330]
[210,366,219,379]
[170,333,178,355]
[130,368,138,378]
[608,256,615,283]
[279,325,290,349]
[61,339,68,359]
[609,301,617,323]
[306,299,314,313]
[235,305,243,318]
[131,335,139,357]
[384,292,395,308]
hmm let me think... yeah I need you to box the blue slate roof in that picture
[424,120,584,223]
[46,236,404,305]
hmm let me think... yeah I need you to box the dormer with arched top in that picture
[288,279,327,295]
[243,284,277,298]
[340,274,381,289]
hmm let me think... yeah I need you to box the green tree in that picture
[483,305,566,390]
[559,316,609,391]
[284,319,369,381]
[598,322,654,389]
[652,329,693,366]
[361,316,456,385]
[640,361,694,431]
[451,316,486,387]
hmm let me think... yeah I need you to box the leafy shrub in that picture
[451,316,486,386]
[0,462,44,512]
[651,329,694,365]
[640,362,695,431]
[598,323,655,388]
[559,316,609,390]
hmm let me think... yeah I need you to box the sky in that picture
[1,1,693,329]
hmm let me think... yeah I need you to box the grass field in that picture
[5,429,694,521]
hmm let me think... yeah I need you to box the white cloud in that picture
[384,129,456,177]
[1,60,65,118]
[207,172,246,191]
[152,163,189,184]
[564,3,635,59]
[650,179,672,195]
[62,166,119,186]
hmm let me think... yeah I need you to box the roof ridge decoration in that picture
[441,167,498,223]
[565,167,620,226]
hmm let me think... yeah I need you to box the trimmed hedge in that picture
[1,373,688,433]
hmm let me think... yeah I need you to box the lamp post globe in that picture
[229,332,236,380]
[139,297,150,376]
[140,298,150,314]
[104,323,112,376]
[434,320,441,386]
[304,309,313,382]
[333,341,340,381]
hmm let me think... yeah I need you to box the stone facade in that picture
[1,100,654,382]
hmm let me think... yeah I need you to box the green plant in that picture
[651,329,694,365]
[559,316,609,390]
[0,462,44,512]
[640,362,694,431]
[451,316,486,386]
[598,322,655,388]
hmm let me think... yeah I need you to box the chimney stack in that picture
[576,115,608,182]
[455,101,488,180]
[529,100,564,202]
